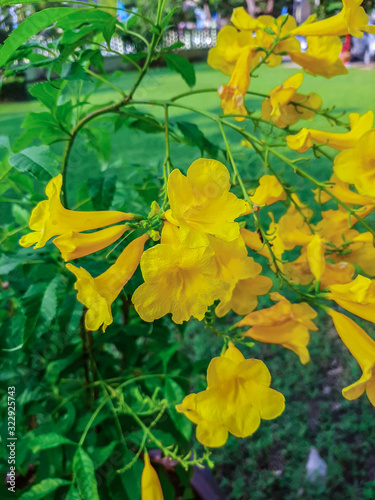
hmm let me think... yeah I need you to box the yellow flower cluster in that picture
[132,159,272,323]
[208,0,374,120]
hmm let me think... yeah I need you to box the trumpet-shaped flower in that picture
[67,233,149,332]
[314,174,375,209]
[165,159,249,247]
[289,36,348,78]
[53,225,129,262]
[261,73,322,128]
[287,111,374,152]
[132,223,229,324]
[329,275,375,324]
[176,344,285,447]
[333,130,375,198]
[19,174,134,249]
[218,47,253,121]
[207,25,256,76]
[292,0,375,38]
[329,309,375,406]
[249,175,287,206]
[237,292,318,364]
[209,235,272,317]
[141,452,164,500]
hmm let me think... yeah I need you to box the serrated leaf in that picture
[163,52,195,88]
[13,113,66,151]
[0,8,81,67]
[19,478,71,500]
[29,433,75,453]
[87,173,117,210]
[29,80,66,110]
[73,447,100,500]
[164,378,192,441]
[9,145,60,181]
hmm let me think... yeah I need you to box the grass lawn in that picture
[2,61,375,499]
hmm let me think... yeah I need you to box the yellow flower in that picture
[132,223,229,324]
[231,10,300,67]
[19,174,134,249]
[67,233,149,332]
[141,452,164,500]
[329,309,375,406]
[261,73,322,129]
[289,36,348,78]
[165,159,249,247]
[249,175,287,206]
[207,25,256,76]
[333,130,375,198]
[53,225,129,262]
[287,111,374,153]
[176,344,285,447]
[314,174,375,209]
[283,250,355,288]
[292,0,375,38]
[253,15,301,67]
[209,235,272,317]
[315,208,375,276]
[329,275,375,324]
[276,195,314,251]
[230,7,260,31]
[218,47,253,121]
[236,292,318,364]
[306,234,326,282]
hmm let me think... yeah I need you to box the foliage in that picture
[1,0,375,499]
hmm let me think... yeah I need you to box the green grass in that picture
[1,61,375,210]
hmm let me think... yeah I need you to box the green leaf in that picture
[88,441,119,469]
[22,282,48,344]
[19,478,71,500]
[11,204,30,226]
[0,252,36,274]
[73,447,100,500]
[29,433,75,453]
[65,485,81,500]
[29,80,66,110]
[161,7,180,29]
[40,275,63,328]
[9,145,60,181]
[164,378,192,441]
[0,8,81,67]
[163,53,195,88]
[103,16,117,46]
[56,9,112,30]
[14,113,66,151]
[88,173,117,210]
